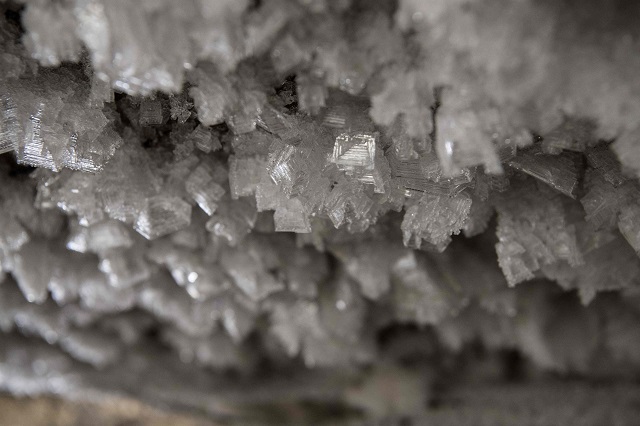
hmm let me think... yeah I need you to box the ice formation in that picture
[1,0,640,423]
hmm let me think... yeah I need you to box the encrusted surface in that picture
[1,0,640,423]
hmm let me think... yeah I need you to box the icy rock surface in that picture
[1,0,640,423]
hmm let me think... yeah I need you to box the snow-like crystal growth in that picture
[435,88,503,177]
[496,182,583,286]
[370,70,433,140]
[402,192,472,250]
[1,1,640,422]
[1,69,121,173]
[22,2,82,67]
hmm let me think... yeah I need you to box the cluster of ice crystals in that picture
[2,0,640,421]
[402,192,472,251]
[1,68,121,173]
[495,182,584,287]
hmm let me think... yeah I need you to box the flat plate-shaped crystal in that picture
[331,133,376,171]
[508,146,580,198]
[134,196,192,240]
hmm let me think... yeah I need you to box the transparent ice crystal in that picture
[508,146,580,199]
[1,68,121,173]
[134,195,192,240]
[331,132,387,192]
[185,163,226,216]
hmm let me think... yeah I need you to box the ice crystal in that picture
[1,1,640,422]
[401,192,472,250]
[508,146,581,199]
[496,182,583,287]
[134,195,192,240]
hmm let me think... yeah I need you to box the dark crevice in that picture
[429,87,443,149]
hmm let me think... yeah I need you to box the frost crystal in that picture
[496,183,583,286]
[22,2,82,66]
[185,164,226,216]
[1,1,640,422]
[508,146,580,198]
[402,193,472,250]
[134,196,192,240]
[435,89,502,176]
[330,132,387,192]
